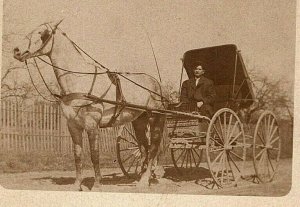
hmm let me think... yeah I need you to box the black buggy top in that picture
[182,44,255,110]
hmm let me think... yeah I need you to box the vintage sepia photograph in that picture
[0,0,296,200]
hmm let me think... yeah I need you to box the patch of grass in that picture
[0,151,119,173]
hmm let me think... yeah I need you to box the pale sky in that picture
[2,0,297,95]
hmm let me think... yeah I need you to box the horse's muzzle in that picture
[13,47,28,62]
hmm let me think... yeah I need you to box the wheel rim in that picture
[116,125,143,178]
[253,111,281,183]
[206,108,246,187]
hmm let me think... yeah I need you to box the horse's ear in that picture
[53,19,64,31]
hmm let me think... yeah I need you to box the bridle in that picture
[25,23,55,57]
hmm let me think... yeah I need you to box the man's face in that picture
[194,65,205,78]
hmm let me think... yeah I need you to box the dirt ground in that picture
[0,159,292,196]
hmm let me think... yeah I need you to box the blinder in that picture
[41,29,51,43]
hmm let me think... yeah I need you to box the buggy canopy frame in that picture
[182,44,255,108]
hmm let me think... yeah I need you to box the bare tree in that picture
[1,24,58,103]
[243,69,293,123]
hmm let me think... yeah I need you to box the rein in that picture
[25,60,59,102]
[25,25,170,110]
[36,56,169,102]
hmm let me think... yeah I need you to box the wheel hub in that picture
[224,145,233,150]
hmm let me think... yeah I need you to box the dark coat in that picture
[180,76,216,116]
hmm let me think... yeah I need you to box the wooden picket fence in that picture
[0,100,133,154]
[0,100,293,158]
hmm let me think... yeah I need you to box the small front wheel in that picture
[116,124,143,178]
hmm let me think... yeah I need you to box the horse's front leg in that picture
[87,129,102,187]
[67,120,84,191]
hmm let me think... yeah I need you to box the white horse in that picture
[13,20,166,190]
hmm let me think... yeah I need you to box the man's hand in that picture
[197,101,203,108]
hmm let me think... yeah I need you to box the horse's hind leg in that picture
[137,115,165,187]
[67,120,84,191]
[132,112,149,173]
[87,129,101,186]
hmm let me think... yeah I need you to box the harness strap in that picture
[88,66,98,95]
[104,72,127,127]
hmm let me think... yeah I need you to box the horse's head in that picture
[13,20,63,62]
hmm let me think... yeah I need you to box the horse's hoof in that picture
[136,180,149,188]
[73,184,82,191]
[74,180,83,191]
[151,172,157,179]
[80,185,90,191]
[93,181,102,189]
[150,178,159,185]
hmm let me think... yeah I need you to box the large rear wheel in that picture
[253,111,281,183]
[206,108,246,188]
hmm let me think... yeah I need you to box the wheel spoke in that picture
[175,149,186,164]
[191,148,201,159]
[120,146,139,151]
[267,150,275,173]
[192,148,202,167]
[225,153,229,183]
[211,151,224,168]
[213,125,224,144]
[267,114,271,138]
[226,154,235,183]
[227,122,239,144]
[121,152,135,164]
[223,112,227,142]
[257,131,266,145]
[210,136,224,147]
[269,126,279,143]
[189,150,194,168]
[213,152,224,178]
[134,157,140,173]
[119,136,137,146]
[180,150,188,168]
[267,148,279,159]
[127,154,138,173]
[229,150,244,160]
[186,150,190,168]
[228,152,241,173]
[268,117,275,139]
[221,153,225,185]
[210,147,225,152]
[124,126,138,142]
[226,114,233,140]
[217,116,225,143]
[191,149,198,167]
[255,148,266,160]
[270,136,280,145]
[258,150,266,169]
[264,116,268,138]
[229,131,242,145]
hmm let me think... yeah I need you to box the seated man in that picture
[180,64,216,117]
